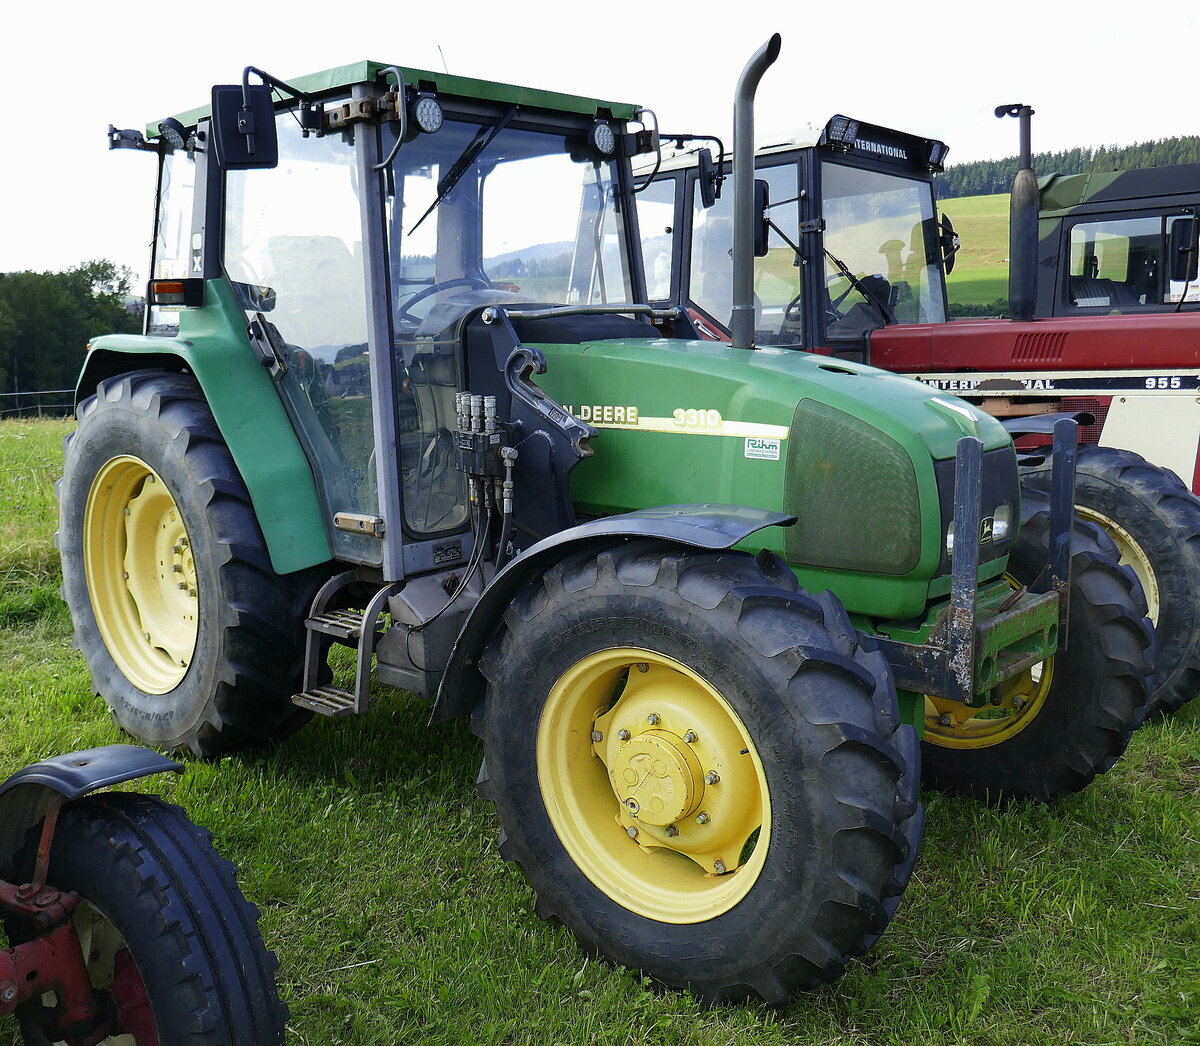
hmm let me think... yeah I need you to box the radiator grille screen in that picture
[784,399,922,575]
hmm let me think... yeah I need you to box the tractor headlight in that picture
[158,117,187,149]
[413,94,444,134]
[992,501,1013,542]
[590,121,616,155]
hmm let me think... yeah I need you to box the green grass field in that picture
[2,418,1199,1045]
[940,193,1011,307]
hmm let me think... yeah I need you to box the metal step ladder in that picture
[292,571,401,717]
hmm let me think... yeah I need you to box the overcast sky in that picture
[3,0,1192,284]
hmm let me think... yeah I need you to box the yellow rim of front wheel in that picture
[924,656,1054,749]
[1076,505,1159,624]
[537,648,770,924]
[84,456,198,694]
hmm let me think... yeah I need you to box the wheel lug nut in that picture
[618,729,631,741]
[1014,697,1027,711]
[647,713,660,726]
[704,771,720,785]
[696,811,710,825]
[683,730,697,744]
[939,714,952,726]
[636,663,649,673]
[177,582,188,590]
[665,825,679,837]
[714,859,727,874]
[626,825,639,839]
[591,730,603,742]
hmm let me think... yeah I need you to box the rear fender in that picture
[76,278,332,575]
[0,746,182,872]
[430,503,794,724]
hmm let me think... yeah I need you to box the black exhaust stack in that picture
[730,34,782,350]
[996,103,1037,322]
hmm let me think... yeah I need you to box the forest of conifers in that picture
[934,136,1200,199]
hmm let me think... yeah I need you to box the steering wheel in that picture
[396,276,491,324]
[824,274,856,325]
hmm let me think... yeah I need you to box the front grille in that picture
[783,399,921,575]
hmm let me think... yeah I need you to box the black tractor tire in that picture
[6,793,286,1045]
[1024,444,1200,716]
[57,370,325,757]
[922,489,1152,801]
[475,540,922,1005]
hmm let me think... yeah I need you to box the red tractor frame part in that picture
[0,745,181,1043]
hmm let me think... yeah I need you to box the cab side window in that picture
[1067,216,1162,308]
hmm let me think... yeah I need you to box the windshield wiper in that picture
[408,106,518,236]
[823,246,896,325]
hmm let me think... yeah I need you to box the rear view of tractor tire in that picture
[5,793,287,1045]
[57,371,322,757]
[475,540,922,1005]
[922,489,1152,801]
[1024,444,1200,716]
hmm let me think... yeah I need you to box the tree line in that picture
[934,136,1200,199]
[0,261,141,406]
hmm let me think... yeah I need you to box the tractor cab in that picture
[142,63,652,575]
[640,116,955,357]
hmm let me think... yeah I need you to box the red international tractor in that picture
[639,112,1200,716]
[0,745,285,1044]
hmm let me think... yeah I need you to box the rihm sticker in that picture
[744,437,781,460]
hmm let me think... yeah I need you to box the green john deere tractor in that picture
[61,38,1150,1004]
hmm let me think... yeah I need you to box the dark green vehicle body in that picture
[1037,161,1200,315]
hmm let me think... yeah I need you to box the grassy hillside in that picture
[2,418,1198,1045]
[939,193,1011,307]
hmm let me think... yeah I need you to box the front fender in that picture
[0,746,182,872]
[429,503,794,724]
[78,279,332,575]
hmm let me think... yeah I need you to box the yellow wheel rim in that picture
[537,648,769,924]
[1076,505,1159,623]
[924,658,1054,749]
[84,456,198,694]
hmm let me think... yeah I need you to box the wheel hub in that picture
[536,647,771,923]
[608,730,704,826]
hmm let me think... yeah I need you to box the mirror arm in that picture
[242,66,324,137]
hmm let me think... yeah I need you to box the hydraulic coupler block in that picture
[454,391,510,478]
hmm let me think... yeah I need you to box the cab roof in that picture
[155,60,639,136]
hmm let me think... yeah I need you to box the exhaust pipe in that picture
[996,103,1037,322]
[730,34,782,350]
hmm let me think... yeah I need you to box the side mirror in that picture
[1170,217,1198,284]
[939,213,960,275]
[211,84,278,169]
[754,179,770,257]
[697,148,719,208]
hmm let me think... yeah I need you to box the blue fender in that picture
[0,745,182,871]
[429,503,795,724]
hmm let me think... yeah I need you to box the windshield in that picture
[821,161,947,336]
[384,117,633,325]
[688,162,803,346]
[382,116,634,536]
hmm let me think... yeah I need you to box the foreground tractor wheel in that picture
[58,371,320,756]
[476,541,922,1004]
[6,794,286,1045]
[923,491,1151,801]
[1024,445,1200,716]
